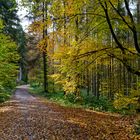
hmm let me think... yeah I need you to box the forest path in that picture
[0,85,137,140]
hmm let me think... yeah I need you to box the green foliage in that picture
[114,94,137,110]
[30,80,41,88]
[29,86,45,97]
[0,0,20,40]
[0,0,27,83]
[0,33,19,90]
[0,20,4,30]
[0,93,11,103]
[0,19,19,100]
[30,85,114,112]
[65,93,77,103]
[81,94,114,112]
[113,89,140,114]
[17,80,27,86]
[22,0,140,116]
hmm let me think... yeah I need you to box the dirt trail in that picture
[0,85,138,140]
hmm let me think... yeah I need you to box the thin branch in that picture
[109,0,133,30]
[100,1,125,53]
[124,0,140,53]
[108,53,140,76]
[75,47,110,60]
[74,20,107,48]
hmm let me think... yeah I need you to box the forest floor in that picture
[0,85,139,140]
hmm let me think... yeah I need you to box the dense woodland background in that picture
[1,0,140,114]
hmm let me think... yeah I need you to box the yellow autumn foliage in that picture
[114,93,138,110]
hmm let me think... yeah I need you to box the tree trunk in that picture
[42,1,48,93]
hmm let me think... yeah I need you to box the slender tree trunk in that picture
[86,66,90,96]
[52,21,55,93]
[96,70,100,100]
[63,0,66,95]
[42,1,48,93]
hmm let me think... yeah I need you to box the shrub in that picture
[0,93,11,103]
[65,93,77,103]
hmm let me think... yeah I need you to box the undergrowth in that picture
[0,92,11,103]
[29,86,116,112]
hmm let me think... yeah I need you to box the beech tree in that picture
[20,0,140,111]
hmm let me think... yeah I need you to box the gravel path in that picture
[0,85,138,140]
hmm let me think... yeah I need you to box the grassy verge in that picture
[29,86,116,112]
[29,86,81,107]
